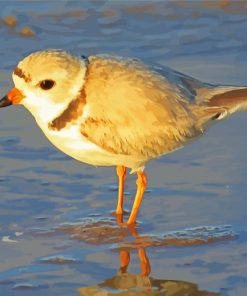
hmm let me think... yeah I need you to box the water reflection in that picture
[78,265,219,295]
[77,214,219,296]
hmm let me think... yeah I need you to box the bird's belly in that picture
[42,125,145,170]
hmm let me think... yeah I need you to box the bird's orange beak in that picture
[0,87,25,107]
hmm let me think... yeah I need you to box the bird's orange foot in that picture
[115,213,138,228]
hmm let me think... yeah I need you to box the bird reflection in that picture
[77,214,219,296]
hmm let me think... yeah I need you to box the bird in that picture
[0,49,247,225]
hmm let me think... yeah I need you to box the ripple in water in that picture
[57,218,236,248]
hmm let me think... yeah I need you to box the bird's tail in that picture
[195,86,247,127]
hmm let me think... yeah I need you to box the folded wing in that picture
[81,56,204,159]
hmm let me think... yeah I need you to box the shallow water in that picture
[1,1,247,295]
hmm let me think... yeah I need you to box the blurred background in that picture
[0,1,247,295]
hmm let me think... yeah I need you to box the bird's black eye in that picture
[39,80,55,90]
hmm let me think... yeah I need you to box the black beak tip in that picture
[0,95,12,108]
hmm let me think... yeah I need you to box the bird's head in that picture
[0,49,88,123]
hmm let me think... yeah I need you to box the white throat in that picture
[22,94,66,124]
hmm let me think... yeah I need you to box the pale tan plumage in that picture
[1,49,247,224]
[81,56,200,160]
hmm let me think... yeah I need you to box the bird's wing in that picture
[153,64,247,124]
[81,56,202,158]
[150,63,209,102]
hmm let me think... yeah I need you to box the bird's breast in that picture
[37,122,145,170]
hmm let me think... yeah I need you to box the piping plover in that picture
[1,49,247,224]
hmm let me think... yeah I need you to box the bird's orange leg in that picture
[115,165,127,215]
[127,171,147,225]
